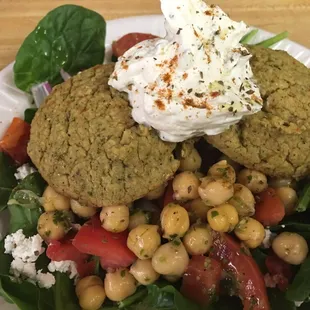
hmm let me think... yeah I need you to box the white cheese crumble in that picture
[110,0,262,142]
[4,229,44,262]
[48,260,78,280]
[36,270,56,289]
[14,163,37,181]
[294,301,304,308]
[262,229,276,249]
[4,229,55,288]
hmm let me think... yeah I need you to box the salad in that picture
[0,1,310,310]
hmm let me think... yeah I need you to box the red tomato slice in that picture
[46,240,88,262]
[0,117,30,164]
[265,254,292,291]
[181,255,221,305]
[72,216,136,270]
[254,188,285,226]
[210,232,270,310]
[47,237,95,277]
[112,33,158,58]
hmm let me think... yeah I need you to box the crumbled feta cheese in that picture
[4,229,44,262]
[281,225,286,228]
[48,260,78,279]
[36,270,56,289]
[10,258,37,280]
[295,301,304,307]
[262,229,276,249]
[14,164,36,181]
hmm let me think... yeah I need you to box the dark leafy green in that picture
[121,284,202,310]
[268,288,296,310]
[286,256,310,302]
[251,248,268,274]
[296,184,310,213]
[24,108,38,124]
[0,152,17,212]
[8,172,46,236]
[14,4,106,92]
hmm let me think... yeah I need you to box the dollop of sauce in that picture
[109,0,263,142]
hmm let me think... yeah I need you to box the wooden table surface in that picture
[0,0,309,69]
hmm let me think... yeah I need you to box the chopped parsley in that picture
[211,210,219,218]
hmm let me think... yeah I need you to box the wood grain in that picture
[0,0,309,69]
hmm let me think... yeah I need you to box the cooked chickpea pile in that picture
[37,147,308,308]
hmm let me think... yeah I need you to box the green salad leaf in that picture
[14,4,106,92]
[0,152,17,213]
[24,108,38,124]
[286,256,310,302]
[268,288,296,310]
[296,183,310,213]
[8,172,46,236]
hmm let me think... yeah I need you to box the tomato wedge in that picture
[210,232,270,310]
[112,33,158,58]
[47,237,95,277]
[181,255,221,305]
[0,117,30,164]
[254,188,285,226]
[72,216,136,270]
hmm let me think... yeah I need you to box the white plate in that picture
[0,14,310,309]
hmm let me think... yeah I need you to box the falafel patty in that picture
[28,64,179,207]
[207,46,310,179]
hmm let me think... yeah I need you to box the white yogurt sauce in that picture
[109,0,262,142]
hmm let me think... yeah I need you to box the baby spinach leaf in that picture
[8,172,46,236]
[0,152,17,212]
[296,183,310,213]
[268,288,296,310]
[14,5,106,92]
[123,284,201,310]
[53,272,80,310]
[24,108,38,124]
[286,256,310,302]
[251,248,268,274]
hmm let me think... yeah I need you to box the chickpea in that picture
[76,276,106,310]
[272,232,308,265]
[219,155,241,173]
[104,269,137,302]
[145,183,166,200]
[76,276,103,298]
[100,205,129,233]
[179,148,202,172]
[208,160,236,184]
[198,176,234,206]
[207,208,230,233]
[164,275,181,283]
[234,217,265,248]
[275,187,297,215]
[127,224,161,259]
[128,210,150,231]
[237,169,268,194]
[70,199,97,218]
[130,259,160,285]
[172,172,200,201]
[152,241,189,276]
[217,203,239,230]
[186,198,211,223]
[42,186,70,212]
[183,224,212,255]
[37,211,70,241]
[229,184,255,217]
[269,177,297,189]
[79,285,106,310]
[160,203,190,239]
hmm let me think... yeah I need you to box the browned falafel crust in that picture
[28,64,179,207]
[207,46,310,179]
